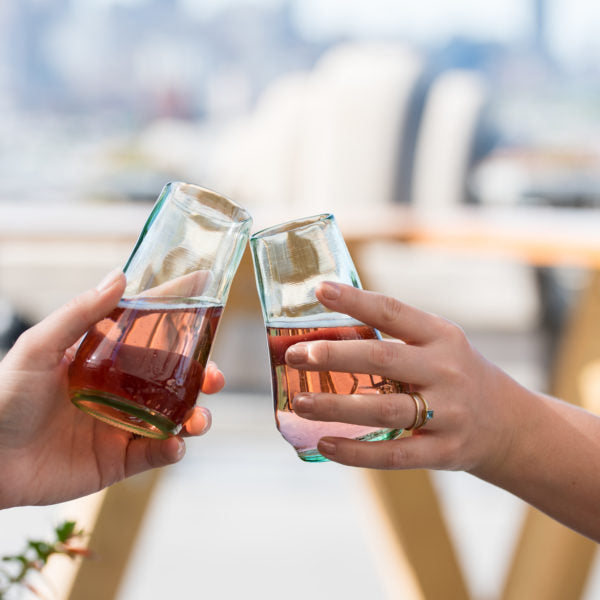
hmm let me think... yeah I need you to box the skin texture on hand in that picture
[0,270,225,509]
[285,281,600,542]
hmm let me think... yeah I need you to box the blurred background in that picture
[1,0,600,599]
[1,0,600,208]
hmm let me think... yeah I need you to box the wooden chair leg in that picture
[365,469,471,600]
[501,511,596,600]
[350,241,470,599]
[66,470,162,600]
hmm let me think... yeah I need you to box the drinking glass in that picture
[251,213,402,462]
[69,182,252,439]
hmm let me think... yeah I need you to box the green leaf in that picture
[0,519,89,597]
[28,541,53,563]
[55,521,77,543]
[2,555,27,566]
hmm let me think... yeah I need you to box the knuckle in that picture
[144,441,154,466]
[385,444,408,469]
[439,437,466,470]
[310,340,331,365]
[319,395,339,420]
[377,397,402,426]
[14,326,35,348]
[145,441,164,469]
[432,319,471,382]
[441,352,473,387]
[344,443,362,465]
[64,292,93,322]
[13,326,43,356]
[437,317,468,347]
[438,361,464,385]
[380,294,403,323]
[441,400,462,425]
[368,341,396,370]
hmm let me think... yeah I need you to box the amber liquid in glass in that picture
[69,299,222,438]
[267,320,402,461]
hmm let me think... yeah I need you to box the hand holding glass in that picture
[69,182,252,439]
[251,213,402,462]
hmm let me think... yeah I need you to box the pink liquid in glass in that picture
[267,321,401,461]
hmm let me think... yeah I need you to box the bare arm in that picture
[473,390,600,540]
[284,281,600,541]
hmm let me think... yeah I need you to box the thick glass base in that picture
[297,448,331,462]
[71,390,181,439]
[295,428,403,463]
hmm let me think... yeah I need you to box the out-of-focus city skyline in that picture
[1,0,598,118]
[0,0,598,205]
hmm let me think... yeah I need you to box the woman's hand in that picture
[285,281,600,541]
[0,270,225,508]
[284,281,531,475]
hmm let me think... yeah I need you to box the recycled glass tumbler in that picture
[250,213,402,462]
[69,182,252,439]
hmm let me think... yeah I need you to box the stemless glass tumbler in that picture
[69,182,252,439]
[251,213,402,462]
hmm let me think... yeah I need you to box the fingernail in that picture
[198,406,212,435]
[319,281,341,301]
[96,268,123,292]
[175,438,186,459]
[293,393,313,414]
[286,343,308,365]
[208,361,225,380]
[318,438,337,457]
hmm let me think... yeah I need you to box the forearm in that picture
[471,389,600,541]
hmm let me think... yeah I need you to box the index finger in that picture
[316,282,441,344]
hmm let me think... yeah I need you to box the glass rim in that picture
[250,213,333,241]
[167,181,253,224]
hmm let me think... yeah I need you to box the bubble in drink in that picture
[69,299,222,438]
[267,319,402,461]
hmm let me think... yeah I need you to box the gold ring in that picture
[406,392,422,430]
[406,392,434,430]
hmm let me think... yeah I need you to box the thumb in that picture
[15,269,126,364]
[125,436,187,478]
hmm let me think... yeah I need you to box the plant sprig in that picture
[0,520,90,599]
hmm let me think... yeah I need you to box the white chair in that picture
[411,70,488,211]
[206,71,311,220]
[292,42,424,215]
[360,69,542,333]
[208,41,424,220]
